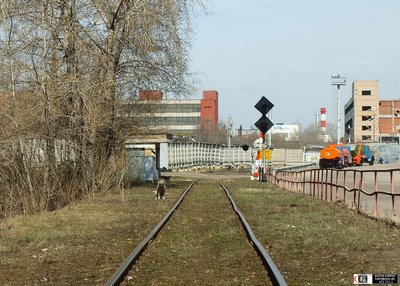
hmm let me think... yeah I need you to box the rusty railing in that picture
[268,167,400,222]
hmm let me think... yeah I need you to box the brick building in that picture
[378,99,400,143]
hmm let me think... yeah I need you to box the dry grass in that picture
[124,179,269,285]
[0,173,399,286]
[0,178,192,285]
[223,179,400,286]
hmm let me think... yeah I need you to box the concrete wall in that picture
[271,149,304,166]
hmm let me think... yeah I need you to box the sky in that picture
[189,0,400,131]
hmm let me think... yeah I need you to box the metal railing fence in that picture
[268,167,400,223]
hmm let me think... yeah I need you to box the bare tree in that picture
[0,0,203,217]
[297,121,335,146]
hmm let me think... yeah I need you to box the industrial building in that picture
[121,90,218,137]
[378,99,400,143]
[343,80,400,144]
[344,80,380,143]
[122,90,218,181]
[269,123,300,140]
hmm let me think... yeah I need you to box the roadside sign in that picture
[254,97,274,136]
[254,115,274,134]
[264,149,272,160]
[256,149,273,160]
[254,96,274,115]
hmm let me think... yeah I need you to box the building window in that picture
[345,102,354,115]
[362,106,372,111]
[362,115,373,121]
[161,104,201,113]
[362,135,372,141]
[362,125,372,131]
[362,90,372,96]
[345,119,353,133]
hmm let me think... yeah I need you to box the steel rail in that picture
[105,179,199,286]
[219,181,288,286]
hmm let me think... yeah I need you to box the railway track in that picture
[105,179,287,286]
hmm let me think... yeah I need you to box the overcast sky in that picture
[189,0,400,131]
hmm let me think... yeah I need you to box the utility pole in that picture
[331,75,346,144]
[267,110,272,148]
[227,117,233,167]
[315,112,319,129]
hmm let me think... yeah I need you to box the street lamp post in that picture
[331,75,346,144]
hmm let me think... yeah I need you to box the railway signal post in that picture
[254,96,274,182]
